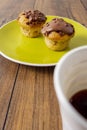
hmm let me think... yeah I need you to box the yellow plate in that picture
[0,16,87,66]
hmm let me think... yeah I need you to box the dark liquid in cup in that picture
[69,89,87,119]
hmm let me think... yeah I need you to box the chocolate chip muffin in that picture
[41,18,75,51]
[17,10,47,37]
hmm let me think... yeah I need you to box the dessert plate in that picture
[0,16,87,66]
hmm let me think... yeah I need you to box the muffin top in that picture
[18,10,47,26]
[41,18,75,36]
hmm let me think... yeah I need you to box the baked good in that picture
[17,10,47,37]
[41,18,75,51]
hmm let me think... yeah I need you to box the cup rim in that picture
[54,46,87,128]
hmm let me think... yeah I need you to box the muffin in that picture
[41,18,75,51]
[17,10,47,37]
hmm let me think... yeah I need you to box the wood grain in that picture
[3,66,61,130]
[0,0,87,130]
[0,56,19,130]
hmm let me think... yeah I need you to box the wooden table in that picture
[0,0,87,130]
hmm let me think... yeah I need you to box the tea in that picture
[69,89,87,119]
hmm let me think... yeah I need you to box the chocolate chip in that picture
[22,12,25,15]
[46,23,49,27]
[26,21,30,25]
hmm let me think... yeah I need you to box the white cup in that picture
[54,46,87,130]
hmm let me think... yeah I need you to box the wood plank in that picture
[65,0,87,26]
[0,0,36,25]
[34,0,68,17]
[3,66,36,130]
[80,0,87,10]
[3,66,61,130]
[0,56,19,130]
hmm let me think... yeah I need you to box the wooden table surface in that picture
[0,0,87,130]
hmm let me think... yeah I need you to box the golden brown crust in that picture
[48,31,74,41]
[44,37,70,51]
